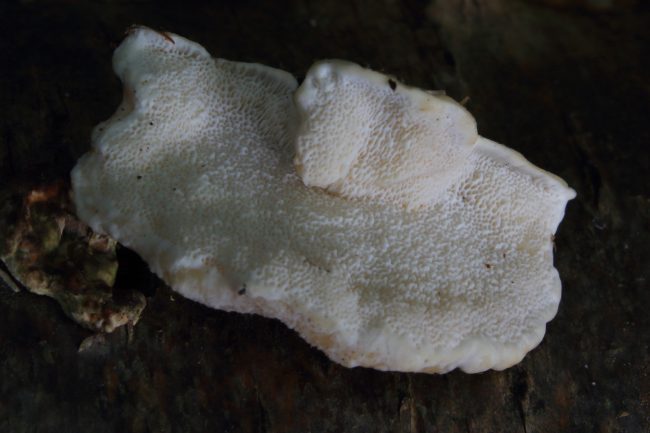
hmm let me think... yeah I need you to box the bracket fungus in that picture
[71,28,575,373]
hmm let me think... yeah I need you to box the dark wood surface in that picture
[1,1,649,432]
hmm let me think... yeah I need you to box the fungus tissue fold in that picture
[72,27,575,373]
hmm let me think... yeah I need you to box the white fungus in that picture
[72,27,576,373]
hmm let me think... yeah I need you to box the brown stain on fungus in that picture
[156,30,175,44]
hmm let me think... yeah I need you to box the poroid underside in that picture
[71,27,575,373]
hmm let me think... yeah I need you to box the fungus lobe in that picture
[72,27,575,373]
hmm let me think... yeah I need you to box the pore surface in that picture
[72,28,575,373]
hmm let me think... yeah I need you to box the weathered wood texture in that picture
[1,0,649,432]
